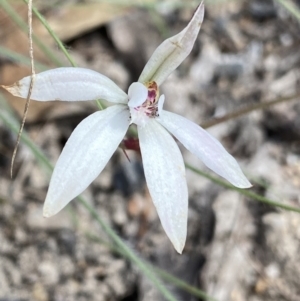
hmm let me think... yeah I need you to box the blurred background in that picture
[0,0,300,300]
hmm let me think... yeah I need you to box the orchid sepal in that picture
[2,67,128,104]
[138,1,204,86]
[158,110,252,189]
[138,120,188,253]
[43,105,130,217]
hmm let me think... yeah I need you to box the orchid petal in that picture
[138,2,204,85]
[128,82,148,107]
[43,105,130,217]
[158,110,252,188]
[2,67,128,104]
[138,120,188,253]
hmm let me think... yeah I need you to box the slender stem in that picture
[23,0,77,67]
[185,163,300,214]
[11,0,36,177]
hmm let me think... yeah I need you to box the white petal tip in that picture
[174,243,184,254]
[43,211,51,218]
[43,204,56,218]
[233,177,252,189]
[237,181,253,189]
[170,235,186,254]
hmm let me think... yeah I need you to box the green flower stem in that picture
[185,163,300,214]
[0,1,64,67]
[23,0,77,67]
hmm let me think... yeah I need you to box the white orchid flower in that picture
[2,2,251,253]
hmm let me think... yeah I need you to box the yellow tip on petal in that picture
[173,235,186,254]
[43,205,54,218]
[1,83,22,98]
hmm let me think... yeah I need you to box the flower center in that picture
[140,81,160,117]
[128,81,165,127]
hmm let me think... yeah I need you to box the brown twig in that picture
[11,0,36,177]
[201,93,300,129]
